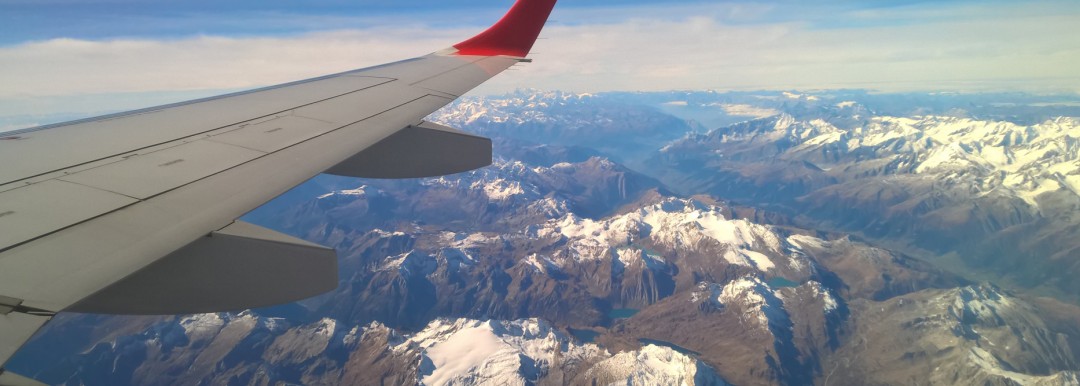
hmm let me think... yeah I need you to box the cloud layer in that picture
[1,0,1078,123]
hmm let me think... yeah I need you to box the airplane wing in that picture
[0,0,558,378]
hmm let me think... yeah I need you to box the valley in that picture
[9,90,1080,385]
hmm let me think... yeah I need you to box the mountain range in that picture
[8,89,1080,385]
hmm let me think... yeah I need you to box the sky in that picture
[2,0,1080,128]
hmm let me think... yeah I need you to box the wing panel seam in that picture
[0,199,142,256]
[407,56,486,87]
[2,74,403,137]
[0,94,452,258]
[1,78,399,187]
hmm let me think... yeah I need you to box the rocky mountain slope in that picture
[650,102,1080,299]
[827,284,1080,385]
[9,90,1080,385]
[25,313,730,385]
[17,153,1075,385]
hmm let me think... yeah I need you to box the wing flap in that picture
[66,220,336,315]
[0,313,50,375]
[0,370,46,386]
[326,121,492,179]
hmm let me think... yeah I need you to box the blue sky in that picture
[1,0,1079,128]
[0,0,1038,43]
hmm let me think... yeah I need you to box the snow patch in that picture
[714,103,780,118]
[533,198,790,271]
[422,325,512,386]
[317,186,367,199]
[473,178,525,201]
[806,281,839,312]
[586,344,728,386]
[408,319,604,386]
[180,313,225,338]
[741,249,775,271]
[719,277,787,331]
[451,233,500,249]
[787,234,827,250]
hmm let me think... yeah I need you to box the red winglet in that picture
[452,0,557,57]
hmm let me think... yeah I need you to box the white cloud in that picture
[508,10,1080,93]
[1,1,1078,125]
[0,28,458,97]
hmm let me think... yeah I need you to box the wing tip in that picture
[451,0,558,58]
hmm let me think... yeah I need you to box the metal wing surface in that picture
[0,0,557,376]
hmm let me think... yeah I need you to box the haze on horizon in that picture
[1,0,1079,126]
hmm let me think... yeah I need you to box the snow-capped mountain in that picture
[776,113,1080,207]
[14,147,942,385]
[22,313,729,386]
[584,344,728,386]
[652,109,1080,298]
[661,111,1080,203]
[526,197,817,288]
[430,89,693,161]
[400,318,727,386]
[9,89,1080,386]
[827,284,1080,386]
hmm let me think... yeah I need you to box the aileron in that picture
[0,313,48,380]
